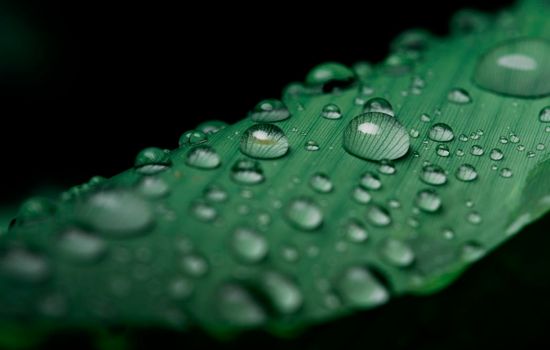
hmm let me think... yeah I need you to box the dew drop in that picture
[321,103,343,120]
[231,228,268,264]
[285,197,323,231]
[460,241,486,262]
[456,164,478,182]
[343,112,410,161]
[436,144,450,157]
[539,106,550,122]
[261,271,303,314]
[474,38,550,97]
[471,144,484,156]
[365,204,392,226]
[217,284,266,327]
[240,124,289,159]
[420,113,431,122]
[248,99,291,122]
[16,197,56,224]
[196,120,227,135]
[309,173,334,193]
[353,186,372,204]
[336,266,389,308]
[181,253,209,277]
[135,147,171,175]
[490,148,504,161]
[204,185,228,202]
[420,164,447,186]
[428,123,455,142]
[0,248,50,283]
[305,62,356,92]
[185,146,221,169]
[179,130,208,146]
[231,159,265,185]
[380,238,415,267]
[363,97,394,116]
[415,189,442,212]
[58,228,106,262]
[304,140,320,151]
[344,219,368,243]
[190,201,217,222]
[137,177,170,198]
[360,171,382,190]
[467,211,482,224]
[378,160,396,175]
[500,167,513,178]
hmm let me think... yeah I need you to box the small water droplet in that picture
[249,99,290,122]
[343,112,410,161]
[196,120,227,135]
[378,160,396,175]
[204,185,228,203]
[442,228,455,239]
[459,134,469,142]
[409,128,420,138]
[360,171,382,190]
[415,189,442,212]
[536,143,545,151]
[474,38,550,97]
[185,146,221,169]
[467,211,482,224]
[231,159,265,185]
[461,241,486,262]
[344,219,368,243]
[380,238,415,267]
[179,130,208,146]
[527,151,535,158]
[471,144,484,156]
[190,201,217,222]
[365,204,392,226]
[500,167,513,178]
[364,97,394,116]
[285,197,323,231]
[353,186,372,204]
[517,144,525,151]
[456,164,478,182]
[304,140,320,151]
[261,271,303,314]
[436,144,450,157]
[217,284,266,327]
[428,123,455,142]
[58,228,106,262]
[305,62,356,92]
[16,197,56,224]
[489,148,504,161]
[240,124,289,159]
[309,173,334,193]
[336,266,389,308]
[539,106,550,122]
[181,253,208,277]
[420,164,447,186]
[420,113,431,122]
[447,88,472,104]
[134,147,171,175]
[509,133,520,143]
[137,177,170,198]
[232,228,268,264]
[0,248,50,283]
[321,103,343,120]
[169,278,194,300]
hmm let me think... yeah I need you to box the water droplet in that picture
[467,211,482,224]
[536,143,545,151]
[231,159,265,185]
[428,123,455,142]
[392,29,431,53]
[344,219,368,243]
[474,38,550,97]
[306,62,356,92]
[353,186,372,204]
[539,106,550,122]
[190,201,217,222]
[343,112,410,161]
[442,228,455,239]
[179,130,208,146]
[378,160,396,175]
[0,248,50,283]
[364,97,394,116]
[459,134,469,142]
[380,238,415,267]
[249,99,290,122]
[420,113,431,122]
[353,61,373,80]
[58,228,106,262]
[452,9,489,34]
[360,171,382,190]
[185,146,221,169]
[336,266,388,308]
[16,197,56,224]
[461,241,486,262]
[232,228,268,264]
[456,164,478,182]
[436,144,450,157]
[76,190,154,236]
[240,124,289,159]
[285,197,323,231]
[309,173,334,193]
[204,185,228,202]
[420,164,447,186]
[321,103,343,120]
[490,148,504,161]
[409,128,420,138]
[135,147,171,175]
[137,177,170,198]
[527,151,535,158]
[196,120,227,135]
[181,253,208,277]
[169,278,194,300]
[261,271,303,314]
[304,140,320,151]
[447,88,472,104]
[415,189,442,212]
[471,144,484,156]
[217,284,266,326]
[365,204,392,226]
[500,167,513,178]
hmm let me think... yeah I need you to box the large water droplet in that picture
[447,88,472,104]
[364,97,394,116]
[321,103,343,120]
[231,228,268,264]
[217,284,266,327]
[420,164,447,186]
[231,159,265,185]
[343,112,410,161]
[179,130,208,146]
[539,106,550,122]
[134,147,171,175]
[337,266,389,308]
[365,204,392,226]
[305,62,356,92]
[185,146,221,169]
[380,238,415,267]
[428,123,454,142]
[58,228,106,262]
[309,173,334,193]
[474,38,550,97]
[261,271,303,314]
[415,189,442,212]
[76,190,154,236]
[240,124,289,159]
[249,99,290,122]
[0,248,50,283]
[456,164,478,182]
[285,197,323,231]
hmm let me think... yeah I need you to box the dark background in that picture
[2,0,549,349]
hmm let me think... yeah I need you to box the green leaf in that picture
[1,0,549,341]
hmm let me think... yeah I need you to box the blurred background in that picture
[1,0,549,348]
